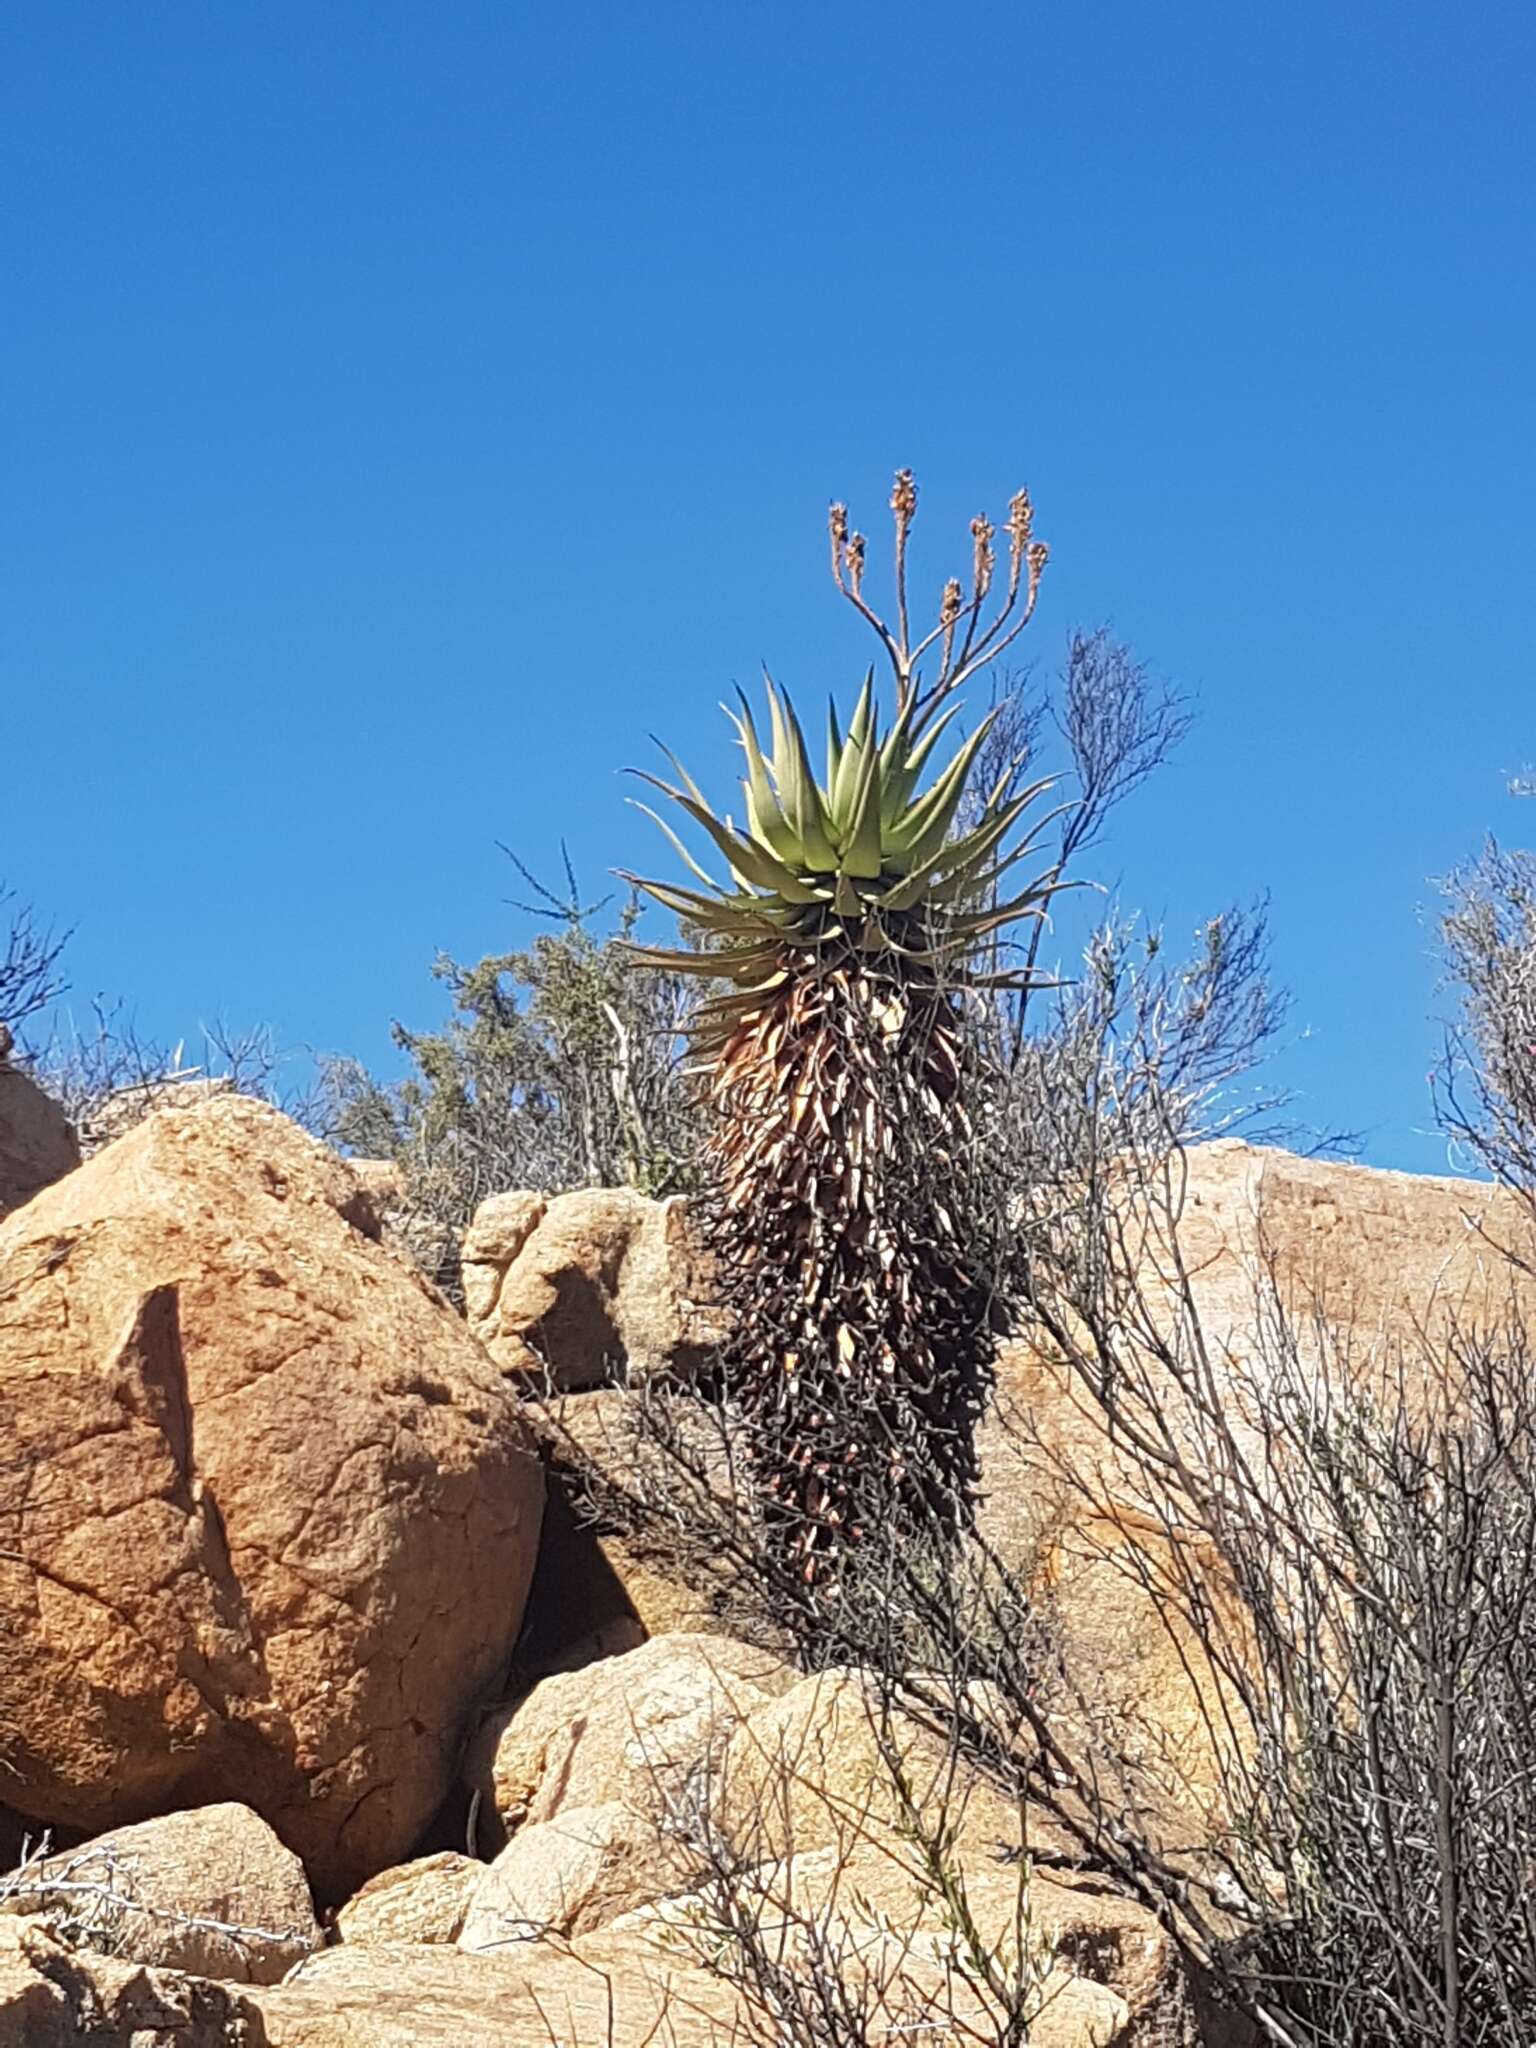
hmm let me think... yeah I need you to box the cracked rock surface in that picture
[0,1094,544,1901]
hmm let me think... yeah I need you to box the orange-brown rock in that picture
[458,1645,1234,2044]
[0,1095,544,1901]
[463,1188,726,1389]
[459,1799,681,1949]
[253,1931,746,2047]
[516,1389,729,1676]
[0,1062,78,1219]
[253,1909,1213,2048]
[1127,1136,1533,1359]
[624,1845,1236,2048]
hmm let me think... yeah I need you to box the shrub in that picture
[320,860,702,1297]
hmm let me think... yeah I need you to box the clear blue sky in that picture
[4,3,1533,1173]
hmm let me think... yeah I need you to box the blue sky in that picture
[3,2,1533,1172]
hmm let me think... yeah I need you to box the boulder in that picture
[715,1665,1040,1867]
[1161,1138,1535,1345]
[459,1799,679,1949]
[453,1639,1215,2036]
[469,1631,796,1842]
[313,1636,1240,2047]
[0,1094,545,1900]
[976,1141,1536,1827]
[250,1912,1194,2048]
[463,1187,726,1389]
[0,1063,78,1218]
[335,1851,479,1947]
[74,1074,234,1156]
[4,1801,318,1985]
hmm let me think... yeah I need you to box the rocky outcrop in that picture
[0,1061,78,1218]
[712,1665,1032,1862]
[623,1847,1219,2048]
[5,1801,319,1985]
[463,1187,726,1388]
[0,1612,1241,2042]
[1129,1136,1533,1355]
[0,1094,545,1901]
[449,1633,1235,2042]
[521,1143,1536,1789]
[515,1388,733,1676]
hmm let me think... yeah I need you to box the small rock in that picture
[462,1188,727,1389]
[470,1632,796,1841]
[250,1929,742,2046]
[0,1911,264,2044]
[335,1852,479,1947]
[5,1802,319,1986]
[0,1065,78,1218]
[459,1801,680,1949]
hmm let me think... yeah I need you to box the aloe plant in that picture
[631,472,1062,1573]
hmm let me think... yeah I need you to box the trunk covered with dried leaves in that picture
[704,935,994,1570]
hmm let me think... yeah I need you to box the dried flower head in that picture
[1026,540,1050,605]
[847,529,866,595]
[829,502,850,576]
[970,515,996,600]
[1008,488,1034,552]
[890,468,917,529]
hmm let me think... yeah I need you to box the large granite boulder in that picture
[0,1094,544,1900]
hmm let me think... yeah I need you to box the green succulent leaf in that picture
[832,871,865,917]
[727,694,802,864]
[775,691,840,869]
[636,664,1070,1001]
[630,770,826,903]
[881,700,962,825]
[625,800,723,893]
[825,695,844,790]
[885,711,1004,868]
[617,871,787,937]
[625,939,783,979]
[846,668,875,753]
[839,737,885,880]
